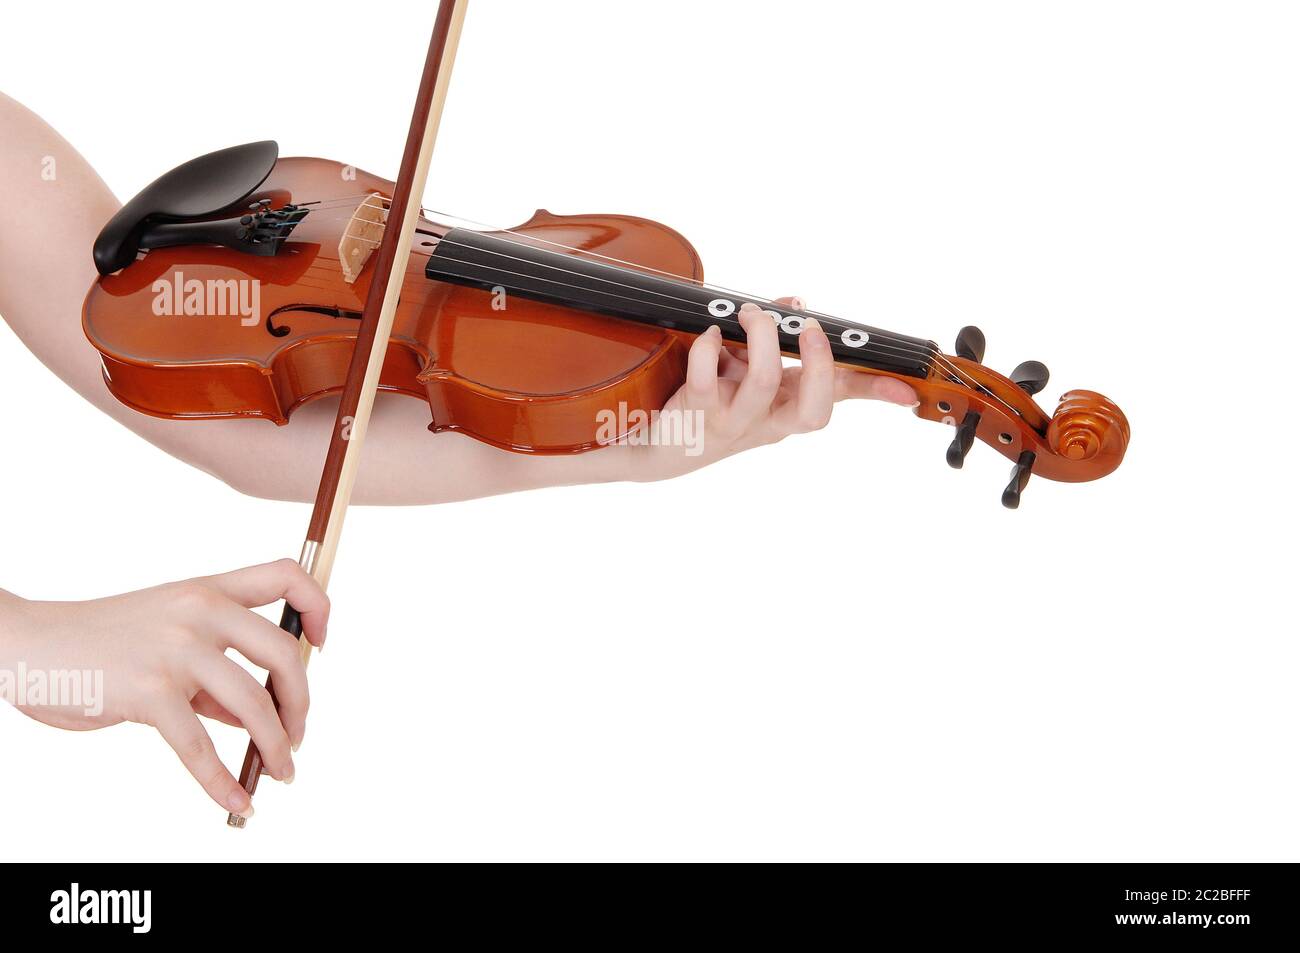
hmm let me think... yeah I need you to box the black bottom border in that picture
[4,862,1291,941]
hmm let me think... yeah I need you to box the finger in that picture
[776,317,835,433]
[721,298,799,375]
[205,599,310,750]
[717,346,749,381]
[722,295,800,377]
[152,696,252,817]
[834,367,918,406]
[191,690,243,728]
[199,559,329,649]
[730,303,784,426]
[194,655,295,782]
[684,324,723,411]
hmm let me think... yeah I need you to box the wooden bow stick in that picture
[229,0,470,827]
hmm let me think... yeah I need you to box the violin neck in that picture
[423,228,937,379]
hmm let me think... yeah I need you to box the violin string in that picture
[292,237,1023,424]
[326,213,1009,415]
[293,193,1017,415]
[413,229,1018,417]
[324,230,949,374]
[348,209,951,371]
[318,192,960,352]
[407,249,946,370]
[331,193,941,348]
[411,206,1001,400]
[413,236,949,371]
[310,193,942,354]
[331,219,940,365]
[325,196,997,399]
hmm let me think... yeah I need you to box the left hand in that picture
[619,296,918,482]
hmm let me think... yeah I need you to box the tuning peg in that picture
[945,411,982,469]
[954,325,986,362]
[1010,360,1050,396]
[1001,451,1036,509]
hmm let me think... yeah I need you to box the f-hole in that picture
[265,304,364,337]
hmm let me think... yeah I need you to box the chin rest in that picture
[93,141,280,275]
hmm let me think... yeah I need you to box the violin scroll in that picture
[922,346,1128,505]
[998,390,1128,509]
[1046,390,1130,470]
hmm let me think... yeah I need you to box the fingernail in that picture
[792,296,806,311]
[227,792,254,817]
[283,768,295,785]
[804,317,822,334]
[909,400,921,409]
[292,738,302,753]
[707,324,722,339]
[739,302,759,312]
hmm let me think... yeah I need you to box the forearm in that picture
[206,393,634,505]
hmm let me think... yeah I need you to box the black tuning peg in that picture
[1001,451,1036,509]
[954,325,986,362]
[945,411,981,469]
[1010,360,1050,396]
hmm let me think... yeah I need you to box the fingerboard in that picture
[424,228,936,379]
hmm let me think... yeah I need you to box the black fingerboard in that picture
[424,228,935,379]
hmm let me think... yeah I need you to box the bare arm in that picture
[0,92,914,505]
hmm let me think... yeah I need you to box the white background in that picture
[1,0,1296,861]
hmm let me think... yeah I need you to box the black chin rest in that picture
[93,141,279,275]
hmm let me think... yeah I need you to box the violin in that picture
[84,142,1129,504]
[80,0,1127,823]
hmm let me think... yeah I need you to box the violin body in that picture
[85,156,705,453]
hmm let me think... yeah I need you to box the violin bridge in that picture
[338,192,391,284]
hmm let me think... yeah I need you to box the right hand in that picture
[0,559,328,818]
